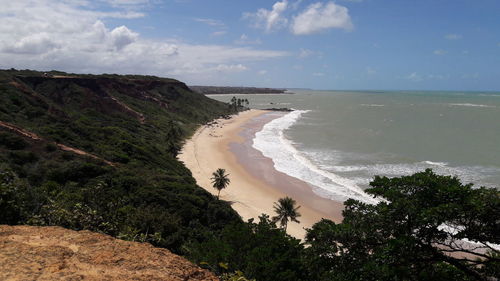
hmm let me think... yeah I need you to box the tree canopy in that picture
[272,196,301,231]
[211,168,231,200]
[305,169,499,281]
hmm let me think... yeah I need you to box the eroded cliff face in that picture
[0,225,218,281]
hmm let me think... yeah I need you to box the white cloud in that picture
[234,34,262,45]
[103,0,151,9]
[291,2,353,35]
[105,0,150,5]
[312,72,325,76]
[433,49,447,55]
[290,0,303,10]
[406,72,422,82]
[2,33,60,54]
[258,70,268,75]
[445,34,462,40]
[194,18,225,27]
[243,1,289,32]
[110,25,139,50]
[211,31,227,37]
[0,0,288,84]
[213,64,248,72]
[298,48,314,58]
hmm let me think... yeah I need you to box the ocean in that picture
[208,90,500,204]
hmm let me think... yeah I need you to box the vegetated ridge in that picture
[189,85,291,95]
[0,68,242,264]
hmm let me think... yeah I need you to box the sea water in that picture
[209,90,500,203]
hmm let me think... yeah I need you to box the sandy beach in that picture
[179,109,343,239]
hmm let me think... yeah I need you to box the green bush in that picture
[0,132,29,150]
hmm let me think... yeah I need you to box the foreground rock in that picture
[0,225,217,281]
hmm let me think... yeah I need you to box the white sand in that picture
[179,109,343,239]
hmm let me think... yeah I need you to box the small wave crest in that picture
[326,160,499,189]
[252,110,379,204]
[449,103,496,108]
[423,161,448,167]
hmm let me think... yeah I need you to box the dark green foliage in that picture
[211,168,231,199]
[0,132,29,150]
[272,196,301,231]
[187,215,307,281]
[305,169,499,281]
[0,69,240,255]
[229,96,249,112]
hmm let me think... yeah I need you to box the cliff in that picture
[0,225,218,281]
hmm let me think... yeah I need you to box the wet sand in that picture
[179,109,343,239]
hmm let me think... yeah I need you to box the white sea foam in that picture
[252,110,379,204]
[449,103,496,108]
[423,161,448,167]
[478,94,500,97]
[361,104,385,107]
[326,160,499,189]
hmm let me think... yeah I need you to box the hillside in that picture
[0,225,217,281]
[0,69,241,255]
[189,85,290,95]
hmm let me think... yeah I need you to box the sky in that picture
[1,0,499,91]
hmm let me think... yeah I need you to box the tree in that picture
[165,120,183,157]
[230,96,237,112]
[272,196,301,231]
[211,168,231,200]
[187,215,306,281]
[305,169,499,281]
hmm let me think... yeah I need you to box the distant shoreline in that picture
[190,85,294,95]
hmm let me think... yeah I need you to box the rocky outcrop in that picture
[0,225,218,281]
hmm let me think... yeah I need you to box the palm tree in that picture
[272,196,301,231]
[210,168,230,200]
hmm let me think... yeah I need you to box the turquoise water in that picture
[209,90,500,202]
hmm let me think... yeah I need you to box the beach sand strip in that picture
[179,109,343,239]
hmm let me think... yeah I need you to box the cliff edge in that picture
[0,225,218,281]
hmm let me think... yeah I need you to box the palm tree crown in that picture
[272,196,301,231]
[210,168,230,200]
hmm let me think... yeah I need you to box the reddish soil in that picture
[0,225,218,281]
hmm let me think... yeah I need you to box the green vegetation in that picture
[0,69,241,254]
[192,170,499,281]
[272,196,301,231]
[188,214,307,281]
[304,169,499,280]
[229,96,249,112]
[211,168,231,200]
[0,69,498,280]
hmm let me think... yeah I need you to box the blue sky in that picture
[1,0,499,90]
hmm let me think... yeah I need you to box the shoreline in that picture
[179,109,343,239]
